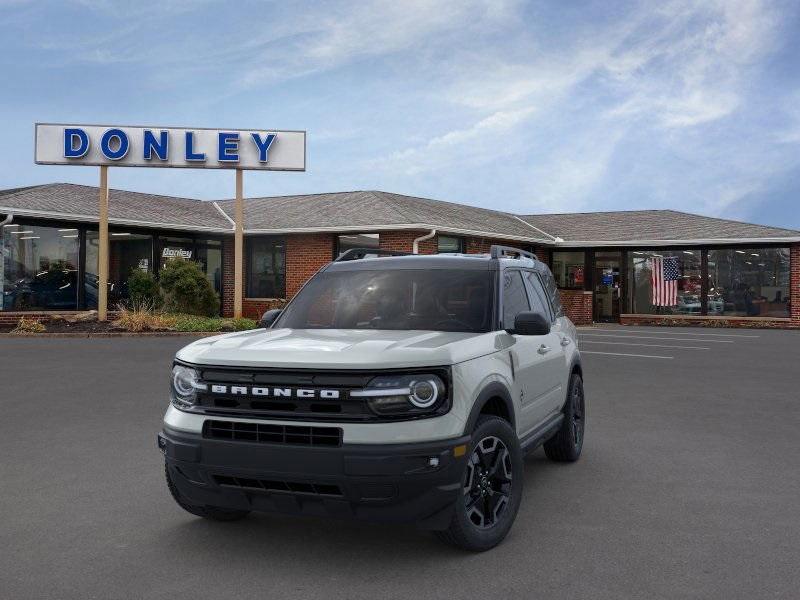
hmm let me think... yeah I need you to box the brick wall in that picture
[619,314,799,329]
[377,231,541,257]
[241,298,287,320]
[378,230,436,254]
[216,237,800,329]
[559,290,593,325]
[285,234,335,297]
[221,237,235,317]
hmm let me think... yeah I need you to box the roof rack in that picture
[489,245,537,261]
[334,248,411,262]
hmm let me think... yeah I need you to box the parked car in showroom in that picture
[159,245,585,551]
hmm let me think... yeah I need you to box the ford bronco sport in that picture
[159,245,584,551]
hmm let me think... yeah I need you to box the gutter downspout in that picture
[0,213,12,227]
[412,228,436,254]
[511,215,563,243]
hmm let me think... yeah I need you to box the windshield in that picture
[276,269,495,332]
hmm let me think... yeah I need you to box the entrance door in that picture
[593,251,622,322]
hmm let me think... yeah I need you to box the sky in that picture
[1,0,799,229]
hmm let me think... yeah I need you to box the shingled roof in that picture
[0,183,230,232]
[1,183,798,244]
[520,210,800,244]
[215,190,546,241]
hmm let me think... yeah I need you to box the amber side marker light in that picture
[453,444,467,457]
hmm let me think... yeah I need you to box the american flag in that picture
[651,256,679,306]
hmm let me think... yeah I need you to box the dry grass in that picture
[11,317,46,334]
[113,301,176,332]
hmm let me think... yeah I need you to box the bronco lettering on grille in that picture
[209,385,340,399]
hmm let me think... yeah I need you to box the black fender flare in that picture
[463,381,516,435]
[559,355,584,411]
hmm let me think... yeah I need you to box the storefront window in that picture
[707,248,790,317]
[629,249,702,315]
[247,237,285,298]
[2,223,80,311]
[438,235,464,253]
[85,230,154,308]
[196,240,223,296]
[337,233,379,256]
[551,251,585,289]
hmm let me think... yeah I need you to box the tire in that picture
[543,373,585,462]
[164,463,250,522]
[436,416,524,552]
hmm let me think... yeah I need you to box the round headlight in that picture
[409,379,439,408]
[171,365,204,407]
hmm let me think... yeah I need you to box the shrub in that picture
[159,259,220,317]
[11,317,46,334]
[171,315,222,332]
[127,269,162,308]
[231,317,258,331]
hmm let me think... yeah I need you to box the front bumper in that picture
[159,425,470,530]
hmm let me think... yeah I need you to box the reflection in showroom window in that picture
[551,251,585,290]
[629,250,702,315]
[1,224,80,311]
[707,248,790,318]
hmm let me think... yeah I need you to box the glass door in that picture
[593,251,622,322]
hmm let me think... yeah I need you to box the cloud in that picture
[374,106,536,175]
[0,0,798,228]
[237,0,521,88]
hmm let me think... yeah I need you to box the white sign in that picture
[162,247,193,259]
[34,123,306,171]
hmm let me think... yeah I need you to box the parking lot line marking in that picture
[579,333,734,343]
[580,340,710,350]
[588,329,759,338]
[581,351,674,359]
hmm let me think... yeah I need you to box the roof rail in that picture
[334,247,411,262]
[489,245,537,261]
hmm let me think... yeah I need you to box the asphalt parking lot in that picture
[1,327,799,600]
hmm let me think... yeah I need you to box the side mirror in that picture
[511,311,550,336]
[259,308,283,329]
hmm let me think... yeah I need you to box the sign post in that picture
[98,166,109,320]
[34,124,306,320]
[234,169,244,319]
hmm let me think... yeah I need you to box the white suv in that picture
[159,245,584,551]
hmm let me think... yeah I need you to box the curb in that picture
[0,332,220,338]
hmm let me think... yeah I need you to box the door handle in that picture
[537,344,550,355]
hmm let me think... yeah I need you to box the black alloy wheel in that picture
[436,415,523,552]
[463,435,513,528]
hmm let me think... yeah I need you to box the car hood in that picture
[176,328,503,369]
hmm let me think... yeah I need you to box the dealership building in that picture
[1,182,799,328]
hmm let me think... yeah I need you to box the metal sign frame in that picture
[33,122,306,320]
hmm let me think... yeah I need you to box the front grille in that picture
[203,420,342,447]
[185,365,451,422]
[193,368,376,421]
[213,474,343,497]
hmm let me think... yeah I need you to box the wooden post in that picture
[98,166,109,321]
[234,169,244,318]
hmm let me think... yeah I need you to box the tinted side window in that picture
[540,268,564,318]
[502,271,530,329]
[523,271,551,321]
